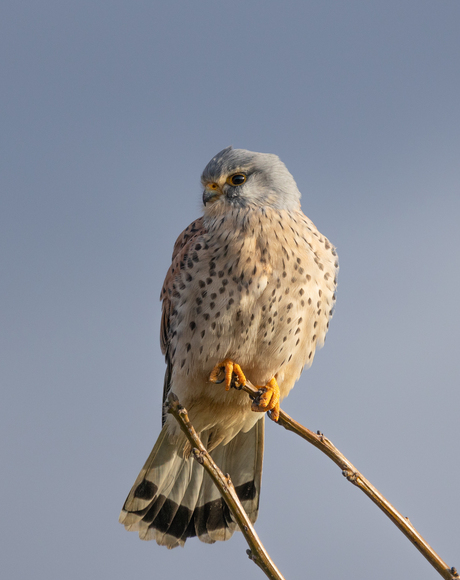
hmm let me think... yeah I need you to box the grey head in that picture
[201,146,301,211]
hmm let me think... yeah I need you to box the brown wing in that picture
[160,217,206,423]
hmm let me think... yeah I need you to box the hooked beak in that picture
[202,183,223,206]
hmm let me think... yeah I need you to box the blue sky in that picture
[1,1,459,579]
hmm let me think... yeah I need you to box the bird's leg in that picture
[209,361,280,421]
[251,377,280,422]
[209,359,247,391]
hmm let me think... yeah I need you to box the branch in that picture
[166,392,286,580]
[242,380,459,580]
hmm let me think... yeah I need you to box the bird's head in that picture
[201,146,301,213]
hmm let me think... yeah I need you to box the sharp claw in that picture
[268,408,280,422]
[251,378,280,421]
[209,359,247,392]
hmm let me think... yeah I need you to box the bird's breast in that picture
[168,208,337,389]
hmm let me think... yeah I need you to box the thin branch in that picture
[242,379,459,580]
[166,392,286,580]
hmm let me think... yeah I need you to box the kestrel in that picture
[120,147,338,548]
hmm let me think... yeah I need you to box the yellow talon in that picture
[251,377,280,422]
[209,359,246,391]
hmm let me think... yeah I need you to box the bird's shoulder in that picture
[160,217,206,354]
[160,217,205,300]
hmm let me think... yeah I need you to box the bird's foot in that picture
[209,359,246,391]
[251,377,280,422]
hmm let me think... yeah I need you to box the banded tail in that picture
[119,418,264,548]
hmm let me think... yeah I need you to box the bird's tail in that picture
[119,417,264,548]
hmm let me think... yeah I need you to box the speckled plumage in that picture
[120,146,338,547]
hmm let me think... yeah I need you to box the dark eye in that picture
[227,173,246,186]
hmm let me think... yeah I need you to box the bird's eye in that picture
[227,173,246,186]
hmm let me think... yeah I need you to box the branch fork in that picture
[166,393,286,580]
[166,381,458,580]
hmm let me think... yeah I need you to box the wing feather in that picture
[159,217,206,419]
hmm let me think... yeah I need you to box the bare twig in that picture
[242,379,458,580]
[166,392,286,580]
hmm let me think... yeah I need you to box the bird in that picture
[119,146,338,548]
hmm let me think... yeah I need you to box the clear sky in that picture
[1,1,459,579]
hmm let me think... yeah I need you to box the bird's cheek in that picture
[225,189,239,201]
